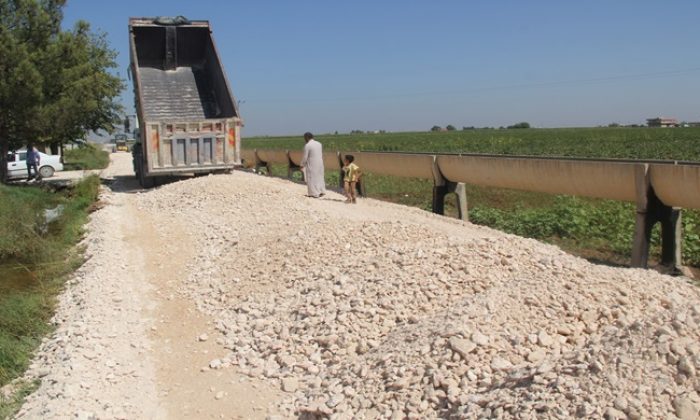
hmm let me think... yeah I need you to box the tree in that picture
[0,0,49,181]
[0,0,123,182]
[430,125,442,132]
[124,116,131,134]
[38,20,123,154]
[446,125,456,131]
[507,122,531,129]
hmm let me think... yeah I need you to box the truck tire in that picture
[139,171,155,188]
[137,158,155,188]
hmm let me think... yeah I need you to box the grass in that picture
[247,127,700,267]
[63,143,110,170]
[245,126,700,161]
[0,380,38,419]
[0,175,100,417]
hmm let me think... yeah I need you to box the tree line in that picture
[431,122,531,132]
[0,0,122,182]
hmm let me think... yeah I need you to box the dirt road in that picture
[16,154,285,419]
[13,153,700,419]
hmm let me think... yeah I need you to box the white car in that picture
[6,150,64,179]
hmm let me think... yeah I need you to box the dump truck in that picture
[115,139,128,152]
[113,134,129,152]
[129,16,241,187]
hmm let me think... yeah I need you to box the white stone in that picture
[490,357,513,371]
[538,331,554,347]
[471,332,489,346]
[281,378,299,393]
[449,337,476,358]
[674,397,700,420]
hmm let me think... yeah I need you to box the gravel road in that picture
[10,153,700,419]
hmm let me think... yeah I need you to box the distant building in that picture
[646,117,678,128]
[687,122,700,127]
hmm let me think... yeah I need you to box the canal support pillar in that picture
[286,150,304,180]
[631,164,682,273]
[432,181,468,221]
[253,149,272,175]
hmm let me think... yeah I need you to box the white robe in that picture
[301,139,326,197]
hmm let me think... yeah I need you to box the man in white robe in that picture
[300,132,326,197]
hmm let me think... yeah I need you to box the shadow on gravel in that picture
[251,169,348,199]
[100,175,141,193]
[102,174,193,194]
[585,256,690,277]
[583,257,629,269]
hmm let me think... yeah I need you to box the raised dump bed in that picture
[129,16,242,187]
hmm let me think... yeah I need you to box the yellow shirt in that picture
[343,162,361,182]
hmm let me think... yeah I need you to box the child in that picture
[342,155,361,203]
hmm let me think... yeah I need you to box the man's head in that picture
[303,132,313,142]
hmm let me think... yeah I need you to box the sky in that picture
[62,0,700,137]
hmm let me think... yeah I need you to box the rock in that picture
[278,355,296,367]
[490,357,513,371]
[613,397,628,412]
[627,410,642,420]
[527,349,546,363]
[388,378,410,390]
[449,337,476,358]
[281,378,299,393]
[327,393,345,408]
[576,403,595,417]
[673,397,699,420]
[604,407,626,419]
[309,352,322,364]
[678,357,696,376]
[538,331,554,347]
[215,391,225,400]
[198,334,209,342]
[471,332,489,346]
[536,362,553,374]
[556,325,572,336]
[580,310,598,324]
[671,338,688,355]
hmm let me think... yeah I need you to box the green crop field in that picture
[244,127,700,161]
[242,127,700,268]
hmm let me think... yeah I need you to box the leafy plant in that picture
[63,143,110,170]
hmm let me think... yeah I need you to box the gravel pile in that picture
[136,172,700,419]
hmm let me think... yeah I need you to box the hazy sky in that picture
[63,0,700,136]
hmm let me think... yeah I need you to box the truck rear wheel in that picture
[139,172,155,188]
[137,159,155,188]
